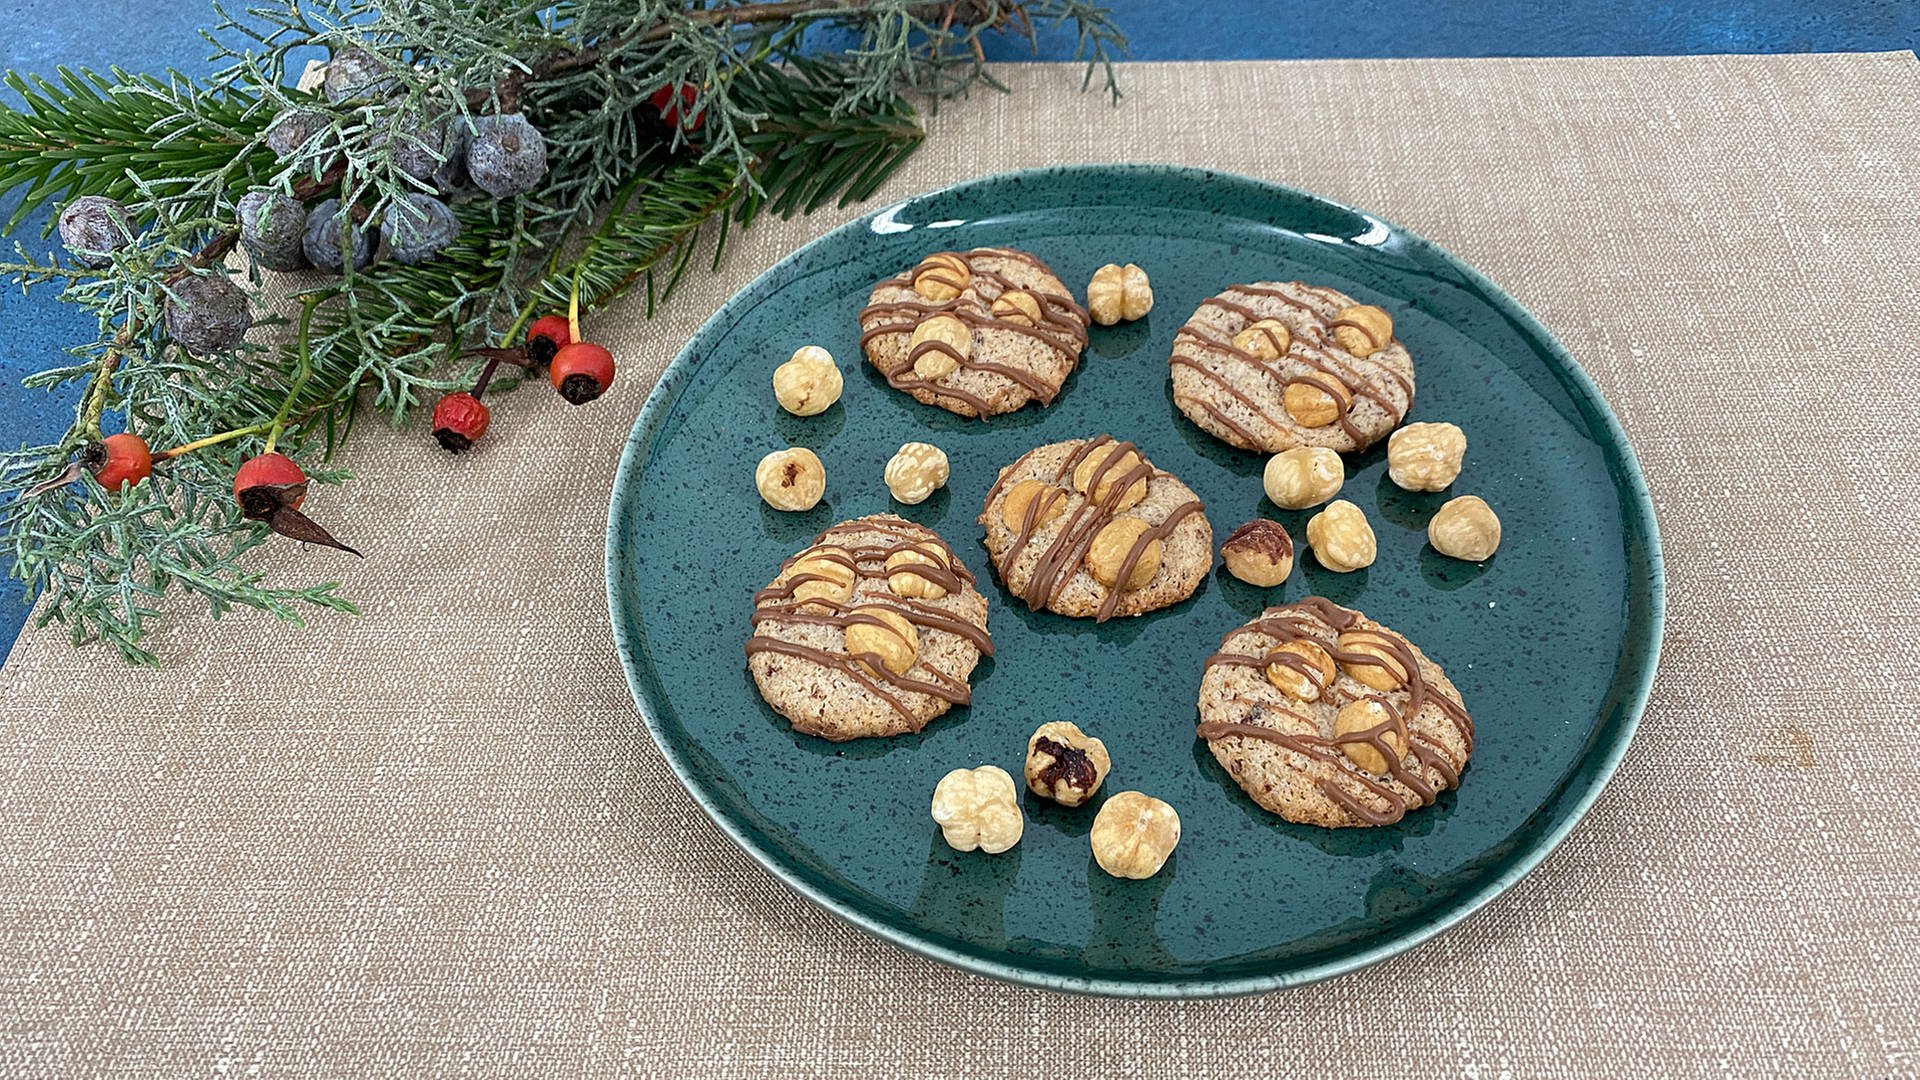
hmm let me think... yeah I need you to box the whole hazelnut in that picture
[771,345,843,416]
[1089,791,1180,879]
[1086,262,1152,325]
[930,765,1023,854]
[911,252,972,301]
[991,289,1044,327]
[788,544,857,610]
[1336,628,1411,692]
[1283,377,1355,428]
[1387,422,1467,492]
[1428,495,1502,561]
[1000,479,1067,531]
[1220,519,1294,587]
[909,315,971,379]
[1085,516,1160,591]
[844,606,918,676]
[1024,721,1112,807]
[1265,639,1336,702]
[1333,699,1407,775]
[1306,500,1376,572]
[883,441,949,505]
[755,447,826,512]
[1232,318,1292,361]
[1330,304,1393,357]
[885,543,952,600]
[1263,447,1344,509]
[1070,441,1148,511]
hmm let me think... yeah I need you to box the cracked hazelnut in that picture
[1024,721,1111,807]
[883,441,949,505]
[908,314,971,379]
[1334,699,1407,775]
[884,542,952,600]
[1387,422,1466,492]
[770,345,842,416]
[1306,500,1376,572]
[931,765,1023,854]
[1086,262,1152,325]
[1265,639,1336,702]
[911,252,971,301]
[1221,519,1294,587]
[844,606,918,676]
[1336,628,1411,692]
[1263,447,1344,509]
[1232,318,1292,361]
[755,447,826,512]
[1330,304,1393,357]
[1085,516,1160,591]
[1001,479,1067,531]
[788,544,857,610]
[1429,495,1501,561]
[1283,377,1355,428]
[1090,791,1180,879]
[1070,441,1148,511]
[991,289,1044,327]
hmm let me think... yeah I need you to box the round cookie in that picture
[1169,281,1414,453]
[1196,598,1472,828]
[859,247,1089,418]
[747,515,992,741]
[978,436,1213,621]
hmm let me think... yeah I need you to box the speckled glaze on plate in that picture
[606,165,1664,997]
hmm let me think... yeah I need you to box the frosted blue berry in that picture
[163,273,252,356]
[465,114,547,199]
[383,109,460,181]
[302,198,374,273]
[322,47,398,104]
[265,110,328,160]
[236,191,308,272]
[57,195,134,268]
[380,194,459,264]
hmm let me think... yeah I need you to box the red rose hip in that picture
[549,341,615,405]
[524,315,571,366]
[86,433,153,491]
[234,451,360,555]
[430,391,490,453]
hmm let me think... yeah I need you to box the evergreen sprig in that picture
[0,0,1126,665]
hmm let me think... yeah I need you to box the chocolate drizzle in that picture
[984,436,1207,623]
[859,249,1090,417]
[1168,282,1413,449]
[1196,598,1471,826]
[747,519,991,727]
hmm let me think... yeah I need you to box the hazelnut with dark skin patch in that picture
[1023,721,1112,807]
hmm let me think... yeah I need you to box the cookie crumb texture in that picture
[747,515,992,741]
[978,436,1213,621]
[859,248,1089,418]
[1170,281,1415,453]
[1196,599,1473,828]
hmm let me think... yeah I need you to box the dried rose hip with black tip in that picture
[82,433,153,491]
[234,452,361,556]
[430,391,490,453]
[524,315,571,366]
[548,342,615,405]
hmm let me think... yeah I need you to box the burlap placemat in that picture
[4,53,1919,1076]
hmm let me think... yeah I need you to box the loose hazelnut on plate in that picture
[1429,495,1502,561]
[1306,499,1376,572]
[908,314,971,379]
[1085,516,1160,591]
[755,447,826,512]
[883,441,949,505]
[1387,421,1467,492]
[1330,303,1393,357]
[1024,721,1112,807]
[1086,262,1152,325]
[1232,318,1291,361]
[1221,519,1294,587]
[931,765,1024,854]
[770,345,842,416]
[911,252,972,301]
[1263,447,1344,509]
[1090,791,1180,879]
[844,606,918,676]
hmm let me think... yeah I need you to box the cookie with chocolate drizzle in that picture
[1170,282,1414,453]
[1196,599,1472,827]
[747,514,992,741]
[978,436,1213,621]
[859,248,1089,418]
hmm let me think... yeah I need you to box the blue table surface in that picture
[2,0,1913,658]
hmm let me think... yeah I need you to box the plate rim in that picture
[604,162,1667,998]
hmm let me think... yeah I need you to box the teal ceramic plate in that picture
[606,165,1663,997]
